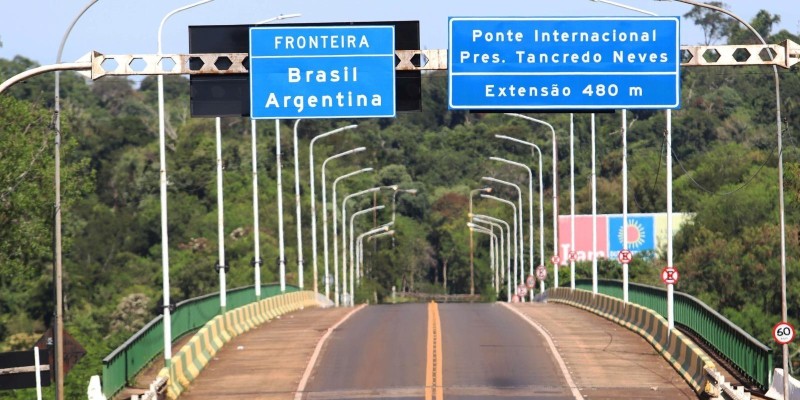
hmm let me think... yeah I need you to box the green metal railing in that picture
[101,283,298,398]
[574,279,772,391]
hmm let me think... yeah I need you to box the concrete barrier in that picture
[548,287,718,397]
[161,291,324,399]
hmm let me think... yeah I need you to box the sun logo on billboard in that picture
[618,220,646,250]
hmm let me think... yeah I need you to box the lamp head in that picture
[405,189,418,195]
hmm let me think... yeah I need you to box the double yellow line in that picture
[425,301,444,400]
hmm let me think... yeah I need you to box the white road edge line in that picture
[294,304,368,400]
[500,302,584,400]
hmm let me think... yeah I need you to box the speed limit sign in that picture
[525,274,536,288]
[516,284,528,297]
[773,321,795,345]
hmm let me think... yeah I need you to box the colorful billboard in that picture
[557,213,692,264]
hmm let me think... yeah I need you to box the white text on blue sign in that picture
[448,17,680,110]
[249,26,396,119]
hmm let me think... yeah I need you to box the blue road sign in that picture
[250,26,396,119]
[448,17,680,110]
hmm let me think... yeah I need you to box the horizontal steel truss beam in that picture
[1,41,797,93]
[85,41,798,79]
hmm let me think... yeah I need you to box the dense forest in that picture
[2,6,800,398]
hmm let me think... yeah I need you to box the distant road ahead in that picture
[303,303,576,399]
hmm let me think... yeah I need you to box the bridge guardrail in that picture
[101,283,298,398]
[574,279,773,391]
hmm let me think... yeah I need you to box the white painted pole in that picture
[216,117,227,311]
[156,0,214,365]
[251,120,262,298]
[332,168,372,306]
[570,114,575,290]
[481,194,518,297]
[292,120,304,289]
[321,147,366,301]
[55,3,99,396]
[472,216,505,297]
[34,346,42,400]
[622,110,629,303]
[309,125,359,295]
[275,119,286,292]
[591,113,598,295]
[667,110,674,331]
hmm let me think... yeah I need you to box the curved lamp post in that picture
[156,0,214,369]
[472,217,505,296]
[249,14,301,299]
[481,177,523,293]
[308,123,358,294]
[331,167,373,306]
[494,136,547,291]
[53,2,100,396]
[469,187,492,295]
[481,194,519,293]
[656,0,787,391]
[359,227,394,282]
[505,113,559,271]
[490,156,538,297]
[321,148,366,300]
[350,205,385,289]
[473,213,511,284]
[466,222,499,296]
[474,213,512,300]
[342,185,397,305]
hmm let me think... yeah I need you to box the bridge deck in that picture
[155,302,701,399]
[512,302,697,399]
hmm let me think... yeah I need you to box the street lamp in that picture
[481,176,523,293]
[656,0,787,392]
[494,136,547,292]
[250,14,301,300]
[359,227,394,282]
[472,216,505,296]
[156,0,214,369]
[356,227,394,282]
[473,214,512,301]
[321,148,366,301]
[469,187,492,295]
[308,123,358,294]
[350,205,386,289]
[342,185,396,305]
[331,168,373,306]
[481,194,519,292]
[467,222,499,296]
[53,2,100,396]
[490,156,537,297]
[505,113,559,276]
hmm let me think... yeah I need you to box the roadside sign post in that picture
[617,249,632,264]
[773,322,795,345]
[660,266,679,285]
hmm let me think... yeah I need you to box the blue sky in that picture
[1,1,798,67]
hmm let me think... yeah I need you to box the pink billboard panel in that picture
[557,215,609,264]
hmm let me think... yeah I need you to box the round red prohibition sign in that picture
[773,321,795,345]
[536,265,547,281]
[617,249,633,264]
[568,251,577,262]
[661,267,679,285]
[525,274,536,289]
[551,255,561,265]
[516,284,529,297]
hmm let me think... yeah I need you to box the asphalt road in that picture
[303,303,575,400]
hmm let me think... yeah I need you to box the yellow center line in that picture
[425,301,444,400]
